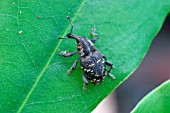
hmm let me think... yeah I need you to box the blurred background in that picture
[93,14,170,113]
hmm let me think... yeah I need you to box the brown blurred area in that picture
[93,14,170,113]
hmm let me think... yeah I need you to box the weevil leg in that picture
[68,58,80,74]
[102,55,107,61]
[90,27,98,43]
[108,73,116,79]
[59,51,78,57]
[82,72,88,90]
[105,61,116,79]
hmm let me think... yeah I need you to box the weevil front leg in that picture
[105,61,115,79]
[68,58,80,75]
[59,51,78,57]
[90,27,98,43]
[82,72,88,90]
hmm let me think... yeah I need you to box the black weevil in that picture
[58,16,115,90]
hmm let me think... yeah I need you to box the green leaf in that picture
[0,0,170,112]
[131,79,170,113]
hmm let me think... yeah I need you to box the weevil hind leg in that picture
[105,60,116,79]
[68,57,80,75]
[82,72,88,90]
[108,73,116,79]
[105,61,115,72]
[90,27,98,43]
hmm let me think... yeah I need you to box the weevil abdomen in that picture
[80,50,107,84]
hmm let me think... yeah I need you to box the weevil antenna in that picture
[67,16,73,33]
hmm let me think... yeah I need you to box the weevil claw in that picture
[109,73,116,79]
[68,69,71,75]
[83,84,87,90]
[59,51,68,56]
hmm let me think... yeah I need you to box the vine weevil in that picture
[58,16,115,90]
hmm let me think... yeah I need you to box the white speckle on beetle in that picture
[96,79,101,82]
[91,78,96,82]
[87,69,91,72]
[97,59,101,63]
[88,40,94,46]
[77,46,81,49]
[95,74,99,77]
[89,63,95,67]
[102,68,104,73]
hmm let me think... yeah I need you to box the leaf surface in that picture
[0,0,170,112]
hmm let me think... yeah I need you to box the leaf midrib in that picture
[16,0,86,112]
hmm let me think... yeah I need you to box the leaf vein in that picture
[16,0,86,112]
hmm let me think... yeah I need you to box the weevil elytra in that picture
[58,16,115,90]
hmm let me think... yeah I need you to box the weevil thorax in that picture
[77,37,96,57]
